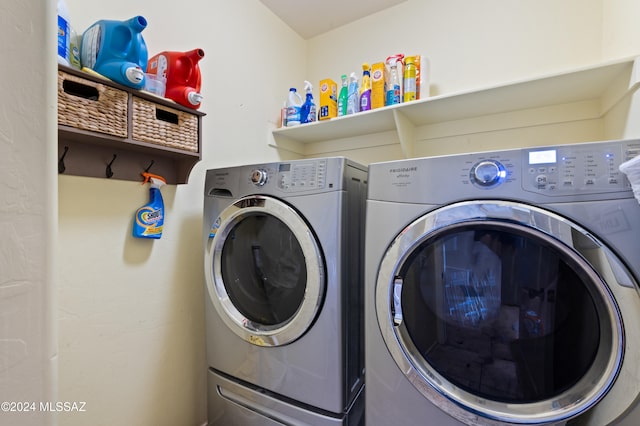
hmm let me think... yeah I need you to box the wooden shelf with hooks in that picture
[57,65,205,184]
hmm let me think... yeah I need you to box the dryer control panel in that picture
[246,159,328,192]
[277,159,327,191]
[522,140,640,195]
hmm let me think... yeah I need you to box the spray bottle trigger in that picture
[141,172,166,185]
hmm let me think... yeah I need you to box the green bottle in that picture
[337,74,349,116]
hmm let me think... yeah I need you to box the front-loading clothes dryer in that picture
[365,139,640,425]
[203,157,366,426]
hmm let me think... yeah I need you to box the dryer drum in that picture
[376,200,629,425]
[205,195,325,347]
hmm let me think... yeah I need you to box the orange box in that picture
[371,62,385,109]
[319,78,337,120]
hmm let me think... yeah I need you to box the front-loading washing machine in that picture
[203,157,366,425]
[365,139,640,425]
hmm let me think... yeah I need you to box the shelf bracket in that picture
[600,56,640,116]
[393,109,415,158]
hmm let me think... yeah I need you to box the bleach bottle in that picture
[286,88,303,127]
[133,173,166,239]
[81,16,148,89]
[300,80,317,124]
[147,49,205,109]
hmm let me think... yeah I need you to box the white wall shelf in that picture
[270,56,640,157]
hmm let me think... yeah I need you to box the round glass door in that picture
[376,200,627,425]
[205,196,325,347]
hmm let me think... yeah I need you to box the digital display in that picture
[529,149,557,165]
[279,164,291,172]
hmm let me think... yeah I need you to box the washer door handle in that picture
[392,276,403,326]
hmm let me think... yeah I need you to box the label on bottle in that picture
[360,91,371,111]
[404,63,417,102]
[135,206,163,237]
[286,106,301,126]
[386,85,401,105]
[307,105,317,123]
[57,15,69,61]
[404,78,416,102]
[80,24,102,69]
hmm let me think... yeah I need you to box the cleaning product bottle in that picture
[346,72,359,115]
[286,88,303,127]
[133,173,166,239]
[385,55,403,106]
[81,16,149,89]
[300,80,317,124]
[69,26,81,69]
[403,56,417,103]
[57,0,71,66]
[360,62,371,111]
[359,63,372,112]
[147,49,205,109]
[337,74,349,116]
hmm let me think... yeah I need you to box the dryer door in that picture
[205,195,324,347]
[376,200,636,425]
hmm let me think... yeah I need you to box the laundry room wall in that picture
[303,0,640,163]
[52,1,640,426]
[57,2,304,426]
[0,1,57,426]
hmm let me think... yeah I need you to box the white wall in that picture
[0,1,57,426]
[2,1,638,426]
[304,0,614,163]
[58,2,305,426]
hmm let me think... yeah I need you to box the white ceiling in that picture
[260,0,408,39]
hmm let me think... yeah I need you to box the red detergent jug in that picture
[147,49,204,109]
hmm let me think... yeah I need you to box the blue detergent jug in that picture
[81,16,148,89]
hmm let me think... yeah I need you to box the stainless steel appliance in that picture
[365,140,640,425]
[204,157,366,425]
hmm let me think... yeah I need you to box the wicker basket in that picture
[57,71,128,138]
[131,97,199,152]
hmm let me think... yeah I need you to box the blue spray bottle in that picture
[300,80,317,124]
[133,172,166,239]
[346,72,359,115]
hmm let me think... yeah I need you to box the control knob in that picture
[250,169,268,186]
[470,160,506,187]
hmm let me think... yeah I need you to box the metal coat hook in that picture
[106,154,117,178]
[144,160,155,173]
[58,146,69,174]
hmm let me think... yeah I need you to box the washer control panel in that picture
[469,159,508,188]
[522,142,640,194]
[246,159,328,192]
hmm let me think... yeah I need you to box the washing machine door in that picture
[205,195,324,347]
[376,200,636,425]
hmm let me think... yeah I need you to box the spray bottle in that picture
[337,74,349,116]
[347,72,359,115]
[300,80,317,124]
[385,54,403,106]
[133,172,166,239]
[360,63,372,112]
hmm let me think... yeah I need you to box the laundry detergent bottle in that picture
[81,16,148,89]
[147,48,205,109]
[133,173,166,239]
